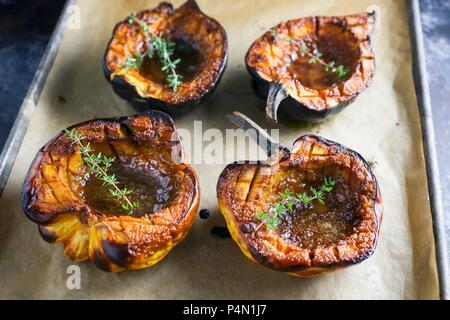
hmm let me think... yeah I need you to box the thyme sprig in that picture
[123,54,140,72]
[298,39,349,78]
[64,129,139,214]
[255,177,336,231]
[284,35,350,79]
[123,13,182,92]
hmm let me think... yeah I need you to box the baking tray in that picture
[407,0,449,300]
[0,0,448,299]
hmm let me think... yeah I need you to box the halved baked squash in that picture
[22,111,200,272]
[103,0,228,114]
[217,134,382,276]
[246,12,375,123]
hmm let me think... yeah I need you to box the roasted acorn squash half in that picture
[103,0,228,114]
[22,111,200,272]
[217,114,382,276]
[245,12,375,123]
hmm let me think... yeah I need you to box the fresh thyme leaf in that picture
[309,187,324,203]
[123,54,139,71]
[286,198,296,211]
[303,193,313,204]
[65,128,84,144]
[65,129,139,215]
[275,203,284,216]
[139,20,149,34]
[122,14,183,92]
[285,36,293,43]
[101,174,118,186]
[146,48,154,59]
[256,209,267,222]
[172,58,181,66]
[321,177,336,192]
[64,128,74,137]
[280,188,293,199]
[254,177,336,231]
[308,52,322,64]
[266,215,280,230]
[316,194,325,205]
[135,50,143,64]
[335,65,350,78]
[127,13,137,24]
[325,61,336,72]
[109,189,119,197]
[298,40,308,57]
[167,73,183,92]
[121,187,133,195]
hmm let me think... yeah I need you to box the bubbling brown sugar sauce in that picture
[82,155,180,218]
[139,38,204,84]
[269,174,360,249]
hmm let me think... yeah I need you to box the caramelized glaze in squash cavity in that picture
[22,112,200,272]
[103,0,227,111]
[266,172,359,249]
[245,13,375,122]
[217,135,382,276]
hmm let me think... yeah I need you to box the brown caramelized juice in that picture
[271,174,360,249]
[287,34,358,90]
[81,149,180,218]
[139,38,204,84]
[288,54,344,90]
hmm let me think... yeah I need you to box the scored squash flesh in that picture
[22,111,199,272]
[217,135,382,276]
[246,13,376,123]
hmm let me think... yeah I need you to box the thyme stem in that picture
[254,177,335,232]
[283,35,350,79]
[299,40,350,78]
[77,140,134,209]
[254,193,319,232]
[124,13,182,92]
[65,129,139,214]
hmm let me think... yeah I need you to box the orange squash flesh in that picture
[22,111,200,272]
[246,13,375,122]
[217,135,382,276]
[103,0,227,112]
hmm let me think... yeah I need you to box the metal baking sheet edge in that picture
[0,0,75,196]
[408,0,449,300]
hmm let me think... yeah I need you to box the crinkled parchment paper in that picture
[0,0,439,299]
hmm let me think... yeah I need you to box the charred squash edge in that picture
[21,110,200,271]
[245,12,376,123]
[103,0,228,114]
[217,135,382,276]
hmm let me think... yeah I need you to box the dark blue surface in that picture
[0,0,65,148]
[419,0,450,253]
[0,0,448,257]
